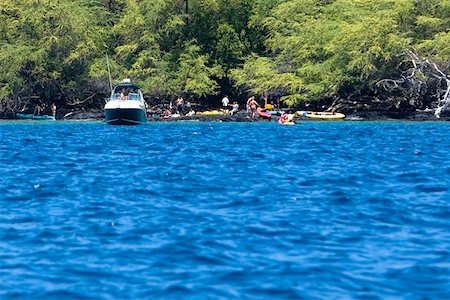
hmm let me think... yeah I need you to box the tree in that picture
[0,0,105,108]
[1,0,449,114]
[232,0,410,106]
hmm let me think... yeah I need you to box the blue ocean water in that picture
[0,120,449,299]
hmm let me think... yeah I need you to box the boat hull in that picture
[104,108,147,125]
[104,80,147,125]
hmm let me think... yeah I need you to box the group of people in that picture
[161,92,282,119]
[163,96,194,118]
[33,102,57,118]
[278,111,295,124]
[119,88,139,101]
[222,95,239,115]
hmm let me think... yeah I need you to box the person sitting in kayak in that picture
[279,111,294,124]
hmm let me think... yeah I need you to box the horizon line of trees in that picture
[0,0,449,112]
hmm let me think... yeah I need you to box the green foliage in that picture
[233,0,419,105]
[138,42,219,98]
[214,23,245,74]
[0,0,105,103]
[174,43,219,97]
[101,0,218,98]
[1,0,449,108]
[405,0,450,67]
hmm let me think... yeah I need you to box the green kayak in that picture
[16,113,55,120]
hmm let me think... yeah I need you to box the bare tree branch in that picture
[374,50,449,116]
[66,93,97,106]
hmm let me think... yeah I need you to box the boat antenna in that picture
[106,53,113,92]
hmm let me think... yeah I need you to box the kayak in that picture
[197,110,227,115]
[16,113,55,120]
[296,111,345,120]
[266,110,284,116]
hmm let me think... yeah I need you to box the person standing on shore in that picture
[274,91,282,108]
[222,95,229,107]
[33,103,42,116]
[247,96,259,118]
[246,96,253,117]
[176,96,184,115]
[231,101,239,115]
[51,103,57,118]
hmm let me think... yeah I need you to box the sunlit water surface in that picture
[1,121,449,299]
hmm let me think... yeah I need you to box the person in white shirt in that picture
[222,95,230,107]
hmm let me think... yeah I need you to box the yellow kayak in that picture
[296,111,345,120]
[197,110,227,115]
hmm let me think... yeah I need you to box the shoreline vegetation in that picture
[1,0,449,121]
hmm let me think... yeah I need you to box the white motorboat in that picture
[104,79,147,125]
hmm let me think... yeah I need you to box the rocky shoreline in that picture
[2,104,449,122]
[58,108,450,122]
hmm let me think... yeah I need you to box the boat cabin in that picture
[110,80,143,101]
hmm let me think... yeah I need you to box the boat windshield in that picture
[113,84,140,93]
[128,93,140,100]
[111,83,143,101]
[111,92,141,101]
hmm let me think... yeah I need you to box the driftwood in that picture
[19,96,41,112]
[376,50,450,117]
[66,93,97,106]
[0,94,41,118]
[322,50,449,117]
[435,81,450,118]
